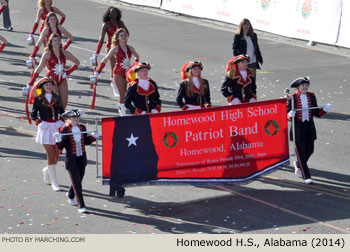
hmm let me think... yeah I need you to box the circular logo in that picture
[261,0,270,9]
[264,120,280,136]
[302,0,312,19]
[163,132,179,148]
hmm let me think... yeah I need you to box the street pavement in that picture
[0,0,349,234]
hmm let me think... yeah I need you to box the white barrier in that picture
[120,0,161,8]
[117,0,350,48]
[337,0,350,48]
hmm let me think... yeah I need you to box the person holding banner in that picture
[55,109,98,214]
[124,61,161,115]
[27,33,80,109]
[29,12,74,60]
[29,0,66,35]
[30,77,65,192]
[221,54,256,105]
[92,28,139,116]
[176,60,211,110]
[93,7,129,97]
[0,34,6,52]
[232,19,263,76]
[287,77,333,184]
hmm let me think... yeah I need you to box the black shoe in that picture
[117,188,125,198]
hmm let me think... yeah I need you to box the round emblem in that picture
[264,120,280,136]
[163,132,178,148]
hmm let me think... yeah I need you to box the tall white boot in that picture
[42,167,50,185]
[110,78,119,97]
[47,165,60,192]
[118,103,127,117]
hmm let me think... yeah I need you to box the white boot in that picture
[47,165,60,192]
[42,167,50,185]
[110,78,119,97]
[118,103,127,116]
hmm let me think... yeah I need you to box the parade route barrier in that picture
[119,0,350,48]
[101,99,289,191]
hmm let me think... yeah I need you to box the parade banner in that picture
[102,99,289,187]
[119,0,162,8]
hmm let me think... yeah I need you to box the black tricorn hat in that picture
[36,77,56,89]
[290,77,310,88]
[133,62,151,72]
[62,109,82,118]
[185,61,203,72]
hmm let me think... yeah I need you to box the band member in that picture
[221,54,256,105]
[29,0,65,35]
[0,34,6,52]
[176,61,211,110]
[287,77,333,184]
[93,7,129,97]
[30,77,65,192]
[27,33,80,109]
[55,109,98,214]
[93,28,139,115]
[29,12,73,60]
[124,62,161,115]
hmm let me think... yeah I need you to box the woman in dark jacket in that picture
[232,18,263,74]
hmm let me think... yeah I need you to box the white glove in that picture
[151,109,159,113]
[288,111,296,118]
[91,131,100,138]
[93,53,99,58]
[54,133,62,143]
[323,103,333,112]
[186,104,201,110]
[54,120,65,129]
[93,71,99,77]
[26,84,32,90]
[231,98,241,105]
[141,111,147,115]
[249,98,257,103]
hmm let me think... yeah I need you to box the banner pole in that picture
[95,117,99,178]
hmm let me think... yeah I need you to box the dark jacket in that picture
[221,68,256,102]
[287,91,326,142]
[124,79,161,114]
[31,96,65,122]
[232,33,263,68]
[176,79,211,109]
[57,124,96,170]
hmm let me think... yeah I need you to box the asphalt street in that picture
[0,0,349,234]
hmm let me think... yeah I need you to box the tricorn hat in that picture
[180,61,203,80]
[62,109,82,118]
[133,62,151,72]
[225,54,250,72]
[290,77,310,88]
[36,77,56,89]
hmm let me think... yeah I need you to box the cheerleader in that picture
[93,7,129,97]
[29,12,73,61]
[124,62,161,115]
[29,0,65,35]
[176,61,211,110]
[221,54,256,105]
[287,77,333,184]
[30,77,65,192]
[92,28,139,115]
[0,34,6,52]
[55,109,98,213]
[27,33,80,109]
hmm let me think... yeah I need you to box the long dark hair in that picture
[236,18,254,37]
[38,83,62,107]
[44,12,58,27]
[45,33,62,51]
[103,7,122,23]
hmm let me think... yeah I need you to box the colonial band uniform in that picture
[287,77,332,183]
[56,109,97,213]
[124,62,161,115]
[221,54,256,104]
[176,61,211,110]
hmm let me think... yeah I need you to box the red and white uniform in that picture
[45,24,62,41]
[46,50,66,84]
[105,22,123,49]
[113,45,132,77]
[39,6,55,32]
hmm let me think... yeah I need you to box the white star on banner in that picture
[126,133,139,147]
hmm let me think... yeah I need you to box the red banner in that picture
[102,99,289,185]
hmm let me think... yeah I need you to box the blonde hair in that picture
[38,0,52,8]
[111,28,128,48]
[185,70,207,98]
